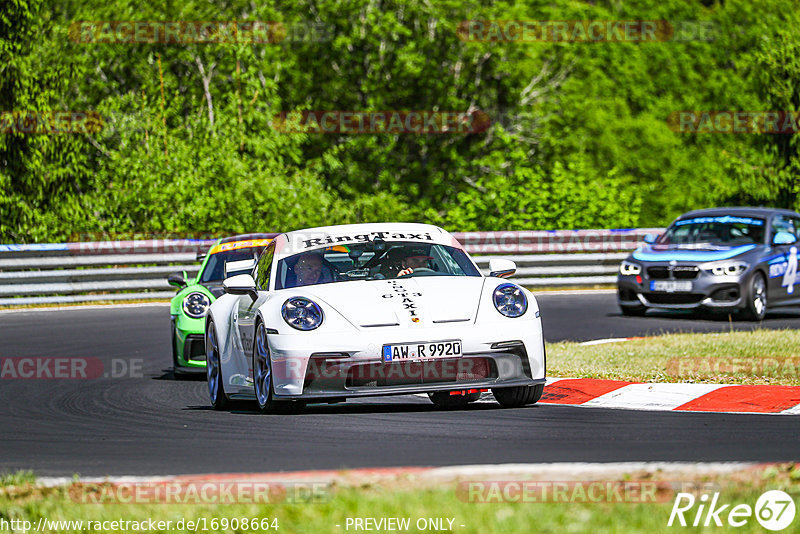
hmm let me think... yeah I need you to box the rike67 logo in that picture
[668,490,796,530]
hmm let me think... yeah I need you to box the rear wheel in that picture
[428,391,481,409]
[740,272,767,321]
[206,320,229,410]
[492,383,544,408]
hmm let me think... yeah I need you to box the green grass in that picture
[1,465,799,533]
[547,329,800,385]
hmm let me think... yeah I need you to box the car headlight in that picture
[705,261,749,276]
[282,297,324,330]
[619,261,642,276]
[182,292,210,318]
[493,283,528,318]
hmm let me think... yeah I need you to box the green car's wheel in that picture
[206,320,229,410]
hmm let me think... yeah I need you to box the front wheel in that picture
[492,383,544,408]
[206,320,229,410]
[253,323,305,414]
[740,272,767,321]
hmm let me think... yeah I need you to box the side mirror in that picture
[224,258,256,278]
[488,258,516,278]
[643,234,658,244]
[223,274,258,300]
[167,271,187,288]
[196,251,207,262]
[773,231,798,245]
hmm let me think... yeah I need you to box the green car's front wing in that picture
[170,284,215,373]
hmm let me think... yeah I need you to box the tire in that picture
[428,391,481,409]
[740,272,768,321]
[253,322,305,414]
[492,383,544,408]
[206,320,229,410]
[620,304,647,317]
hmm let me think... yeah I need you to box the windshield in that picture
[200,247,264,283]
[658,216,766,247]
[276,241,480,289]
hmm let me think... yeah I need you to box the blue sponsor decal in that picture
[382,345,392,363]
[632,244,757,262]
[674,216,764,227]
[770,261,788,278]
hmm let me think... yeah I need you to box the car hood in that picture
[297,276,485,328]
[631,243,758,262]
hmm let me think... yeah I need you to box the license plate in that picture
[382,340,462,363]
[650,280,693,292]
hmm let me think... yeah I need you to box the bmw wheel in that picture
[741,272,767,321]
[206,320,229,410]
[492,383,544,408]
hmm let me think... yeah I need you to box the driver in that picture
[396,247,433,277]
[294,252,330,287]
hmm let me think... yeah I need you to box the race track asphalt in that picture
[0,293,798,476]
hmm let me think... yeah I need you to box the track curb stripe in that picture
[542,378,800,414]
[675,385,800,413]
[540,379,633,404]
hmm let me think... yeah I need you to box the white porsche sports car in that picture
[205,223,546,412]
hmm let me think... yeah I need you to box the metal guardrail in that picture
[0,229,662,306]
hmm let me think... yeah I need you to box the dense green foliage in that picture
[1,0,798,242]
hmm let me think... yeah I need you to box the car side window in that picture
[772,215,797,240]
[255,243,275,290]
[792,218,800,238]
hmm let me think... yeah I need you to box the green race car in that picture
[168,233,273,375]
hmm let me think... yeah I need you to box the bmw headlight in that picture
[493,283,528,318]
[706,261,749,276]
[619,261,642,276]
[282,297,324,330]
[182,292,210,318]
